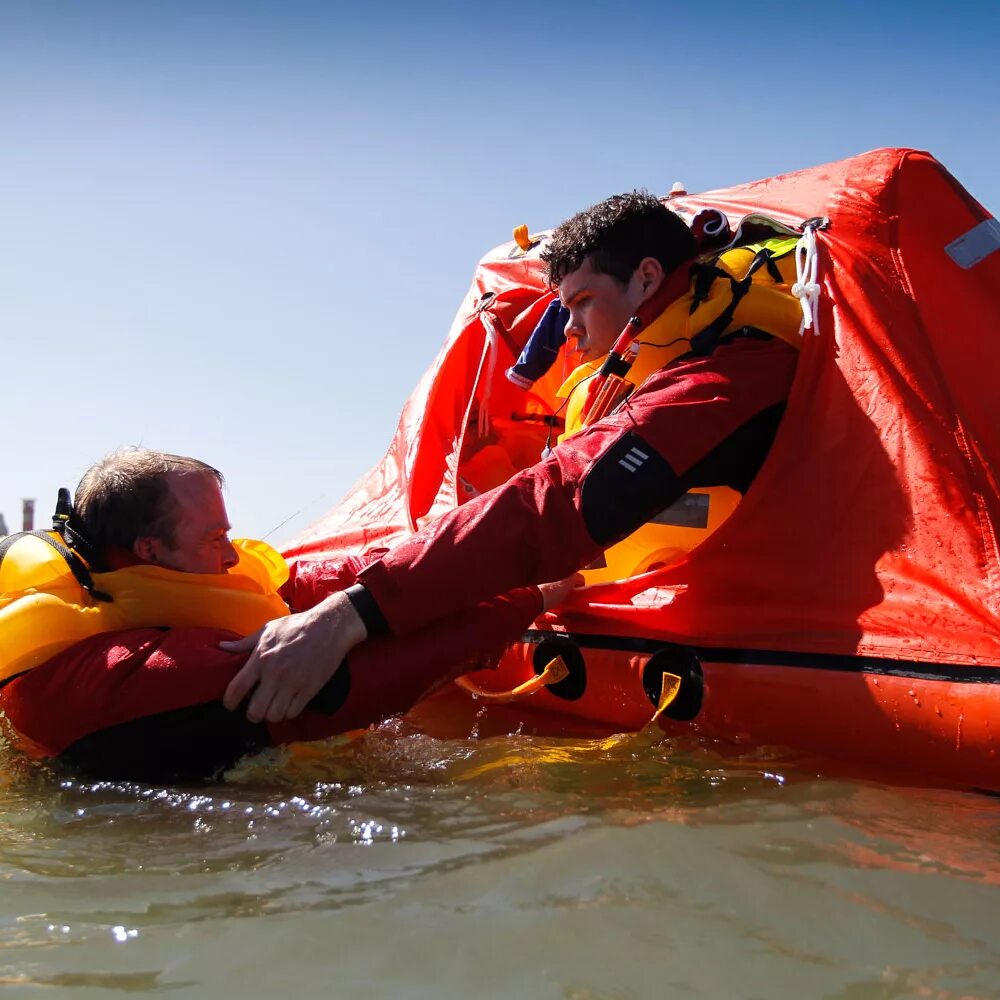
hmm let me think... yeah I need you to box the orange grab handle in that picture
[649,671,683,726]
[454,656,570,703]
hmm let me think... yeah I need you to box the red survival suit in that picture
[0,549,542,782]
[292,333,798,640]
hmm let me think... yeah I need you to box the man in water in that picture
[72,449,572,615]
[223,191,797,723]
[73,450,242,574]
[0,448,578,779]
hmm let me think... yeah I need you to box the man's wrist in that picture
[343,583,389,638]
[312,589,369,649]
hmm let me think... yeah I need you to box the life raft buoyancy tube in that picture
[558,235,805,584]
[0,532,290,683]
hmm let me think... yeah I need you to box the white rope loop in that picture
[792,223,822,336]
[477,309,500,436]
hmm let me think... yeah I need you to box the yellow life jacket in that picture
[0,534,289,683]
[558,237,804,439]
[556,237,803,584]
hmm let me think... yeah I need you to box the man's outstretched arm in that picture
[222,570,583,724]
[221,590,367,722]
[226,337,796,722]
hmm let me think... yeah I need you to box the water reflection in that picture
[1,722,999,996]
[0,725,808,906]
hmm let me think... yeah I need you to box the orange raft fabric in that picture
[284,148,1000,669]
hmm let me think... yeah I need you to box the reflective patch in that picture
[945,218,1000,269]
[650,492,710,529]
[617,445,651,473]
[580,432,680,546]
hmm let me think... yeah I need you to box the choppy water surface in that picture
[2,714,1000,999]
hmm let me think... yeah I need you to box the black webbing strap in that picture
[49,486,108,572]
[64,522,105,572]
[690,264,729,314]
[688,249,778,357]
[0,530,112,603]
[763,252,784,283]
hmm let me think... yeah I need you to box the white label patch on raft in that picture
[945,217,1000,269]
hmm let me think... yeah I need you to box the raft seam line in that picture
[519,630,1000,683]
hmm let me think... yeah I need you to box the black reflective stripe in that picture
[520,629,1000,685]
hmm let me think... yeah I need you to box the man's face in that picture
[142,472,239,574]
[558,257,647,363]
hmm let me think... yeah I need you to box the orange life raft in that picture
[285,148,1000,792]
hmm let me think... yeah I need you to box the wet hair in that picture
[74,448,223,554]
[541,189,697,287]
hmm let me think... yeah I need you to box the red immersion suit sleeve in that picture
[357,337,797,636]
[268,586,542,743]
[0,593,541,760]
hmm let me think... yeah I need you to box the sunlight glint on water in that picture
[1,723,1000,998]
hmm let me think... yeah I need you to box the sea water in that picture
[1,717,999,999]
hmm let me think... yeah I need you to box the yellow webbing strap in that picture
[649,672,683,726]
[455,655,569,703]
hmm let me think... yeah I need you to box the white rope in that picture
[477,309,500,436]
[791,223,822,336]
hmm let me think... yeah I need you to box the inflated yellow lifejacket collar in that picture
[0,488,112,603]
[687,246,787,357]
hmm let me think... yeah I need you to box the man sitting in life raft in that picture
[224,191,803,722]
[0,449,576,780]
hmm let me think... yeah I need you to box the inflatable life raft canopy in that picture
[285,148,1000,669]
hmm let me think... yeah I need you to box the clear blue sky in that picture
[3,1,997,543]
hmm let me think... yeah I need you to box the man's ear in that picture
[636,257,665,298]
[133,536,159,563]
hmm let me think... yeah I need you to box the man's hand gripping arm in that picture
[221,590,367,722]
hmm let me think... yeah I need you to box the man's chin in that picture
[567,338,602,365]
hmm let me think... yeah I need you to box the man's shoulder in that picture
[643,335,797,388]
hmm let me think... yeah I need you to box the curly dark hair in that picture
[541,190,696,287]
